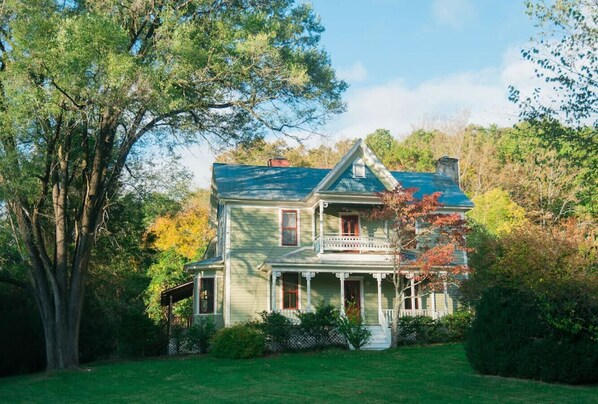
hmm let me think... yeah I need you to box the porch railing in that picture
[277,309,301,324]
[314,234,393,253]
[383,309,448,324]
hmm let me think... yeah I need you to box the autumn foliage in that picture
[370,185,469,346]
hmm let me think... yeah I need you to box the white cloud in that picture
[180,47,547,188]
[336,61,368,83]
[325,46,545,140]
[432,0,476,29]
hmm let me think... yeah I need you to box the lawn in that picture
[1,344,596,403]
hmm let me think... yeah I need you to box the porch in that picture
[269,270,454,327]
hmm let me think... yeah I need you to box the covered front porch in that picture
[268,268,454,327]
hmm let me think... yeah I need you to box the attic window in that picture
[353,159,366,178]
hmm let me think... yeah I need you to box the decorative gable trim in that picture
[310,139,398,197]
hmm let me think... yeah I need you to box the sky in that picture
[180,0,542,187]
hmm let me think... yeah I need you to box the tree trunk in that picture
[391,285,400,348]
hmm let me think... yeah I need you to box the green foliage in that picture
[440,310,475,342]
[184,316,217,354]
[297,303,341,340]
[337,303,371,350]
[210,324,265,359]
[466,287,598,384]
[258,311,293,349]
[397,316,443,345]
[396,311,474,345]
[468,188,527,236]
[0,285,45,377]
[144,250,189,323]
[510,0,597,129]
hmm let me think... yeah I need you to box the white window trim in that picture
[353,158,366,178]
[280,209,301,247]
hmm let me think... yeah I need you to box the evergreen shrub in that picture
[466,287,598,384]
[210,324,265,359]
[258,311,293,350]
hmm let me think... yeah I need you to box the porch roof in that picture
[184,256,224,273]
[264,247,418,271]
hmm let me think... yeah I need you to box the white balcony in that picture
[314,234,393,254]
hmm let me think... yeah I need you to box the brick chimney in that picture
[435,156,460,186]
[267,157,290,167]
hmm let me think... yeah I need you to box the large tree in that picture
[0,0,345,370]
[509,0,597,149]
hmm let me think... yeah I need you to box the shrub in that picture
[466,287,598,384]
[337,303,371,350]
[258,311,293,350]
[184,316,216,353]
[297,304,340,340]
[397,316,443,344]
[439,310,474,342]
[210,324,265,359]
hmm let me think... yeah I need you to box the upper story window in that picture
[353,159,366,178]
[281,210,298,246]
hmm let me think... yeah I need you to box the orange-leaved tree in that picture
[369,185,469,347]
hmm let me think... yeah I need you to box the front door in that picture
[344,280,361,319]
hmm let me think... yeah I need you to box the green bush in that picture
[184,316,216,354]
[337,304,371,350]
[466,287,598,384]
[258,311,293,350]
[210,324,265,359]
[397,316,443,344]
[439,310,474,342]
[297,304,340,340]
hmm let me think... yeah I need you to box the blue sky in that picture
[182,0,542,186]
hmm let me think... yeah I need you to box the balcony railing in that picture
[314,234,393,253]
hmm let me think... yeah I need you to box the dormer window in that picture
[353,159,366,178]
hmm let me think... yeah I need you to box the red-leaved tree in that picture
[369,185,469,346]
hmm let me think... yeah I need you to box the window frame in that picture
[199,277,215,314]
[353,158,366,178]
[281,272,300,310]
[281,209,299,246]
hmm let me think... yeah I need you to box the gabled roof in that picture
[313,139,398,193]
[212,141,474,208]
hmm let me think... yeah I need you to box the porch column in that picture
[335,272,349,315]
[301,272,316,312]
[372,273,386,324]
[431,291,437,319]
[193,273,201,316]
[271,271,280,312]
[318,200,324,254]
[443,280,448,313]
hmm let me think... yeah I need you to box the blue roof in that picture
[213,163,473,207]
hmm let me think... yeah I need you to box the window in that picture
[200,278,215,314]
[403,279,420,310]
[282,273,299,309]
[353,159,366,178]
[281,210,298,246]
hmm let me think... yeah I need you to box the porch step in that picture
[361,325,391,350]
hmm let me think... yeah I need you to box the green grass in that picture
[1,344,596,403]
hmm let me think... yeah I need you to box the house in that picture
[184,139,473,349]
